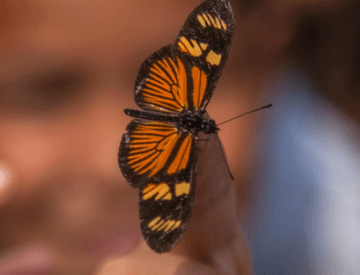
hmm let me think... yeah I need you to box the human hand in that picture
[97,131,252,275]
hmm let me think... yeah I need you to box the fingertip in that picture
[196,132,233,208]
[0,245,54,275]
[0,163,14,206]
[197,133,229,179]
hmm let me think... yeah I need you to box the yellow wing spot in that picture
[173,220,181,229]
[198,13,226,30]
[202,13,211,26]
[142,183,172,201]
[157,221,171,231]
[207,14,221,29]
[175,181,191,196]
[206,50,221,66]
[167,134,192,174]
[164,220,176,232]
[148,216,161,228]
[151,219,166,230]
[200,42,208,51]
[148,218,182,232]
[178,37,202,57]
[197,14,206,27]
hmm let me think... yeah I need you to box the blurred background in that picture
[1,0,359,274]
[239,1,360,274]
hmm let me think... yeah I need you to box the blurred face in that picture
[0,0,276,273]
[0,0,206,273]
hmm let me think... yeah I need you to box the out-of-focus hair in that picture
[289,2,360,119]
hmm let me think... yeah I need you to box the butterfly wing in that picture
[134,46,190,114]
[134,0,234,114]
[139,145,198,253]
[119,119,198,252]
[175,0,235,111]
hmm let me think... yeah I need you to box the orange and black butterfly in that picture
[118,0,235,253]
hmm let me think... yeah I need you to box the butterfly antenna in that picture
[216,104,273,126]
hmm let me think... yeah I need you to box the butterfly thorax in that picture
[124,108,218,134]
[179,112,218,134]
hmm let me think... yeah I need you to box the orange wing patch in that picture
[167,134,192,174]
[191,66,207,109]
[128,122,180,177]
[141,57,188,112]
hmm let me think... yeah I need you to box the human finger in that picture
[175,128,252,275]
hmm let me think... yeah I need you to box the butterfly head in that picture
[202,118,219,134]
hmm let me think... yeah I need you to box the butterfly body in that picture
[119,0,234,253]
[124,108,218,135]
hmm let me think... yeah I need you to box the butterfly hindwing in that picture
[118,119,198,252]
[119,119,195,187]
[139,146,198,253]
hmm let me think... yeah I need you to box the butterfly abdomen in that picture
[124,108,178,122]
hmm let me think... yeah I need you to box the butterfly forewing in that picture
[134,46,190,114]
[176,0,235,111]
[134,0,234,114]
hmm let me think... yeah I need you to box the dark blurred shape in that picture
[289,1,360,120]
[242,0,360,274]
[248,65,360,274]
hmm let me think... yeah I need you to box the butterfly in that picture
[118,0,235,253]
